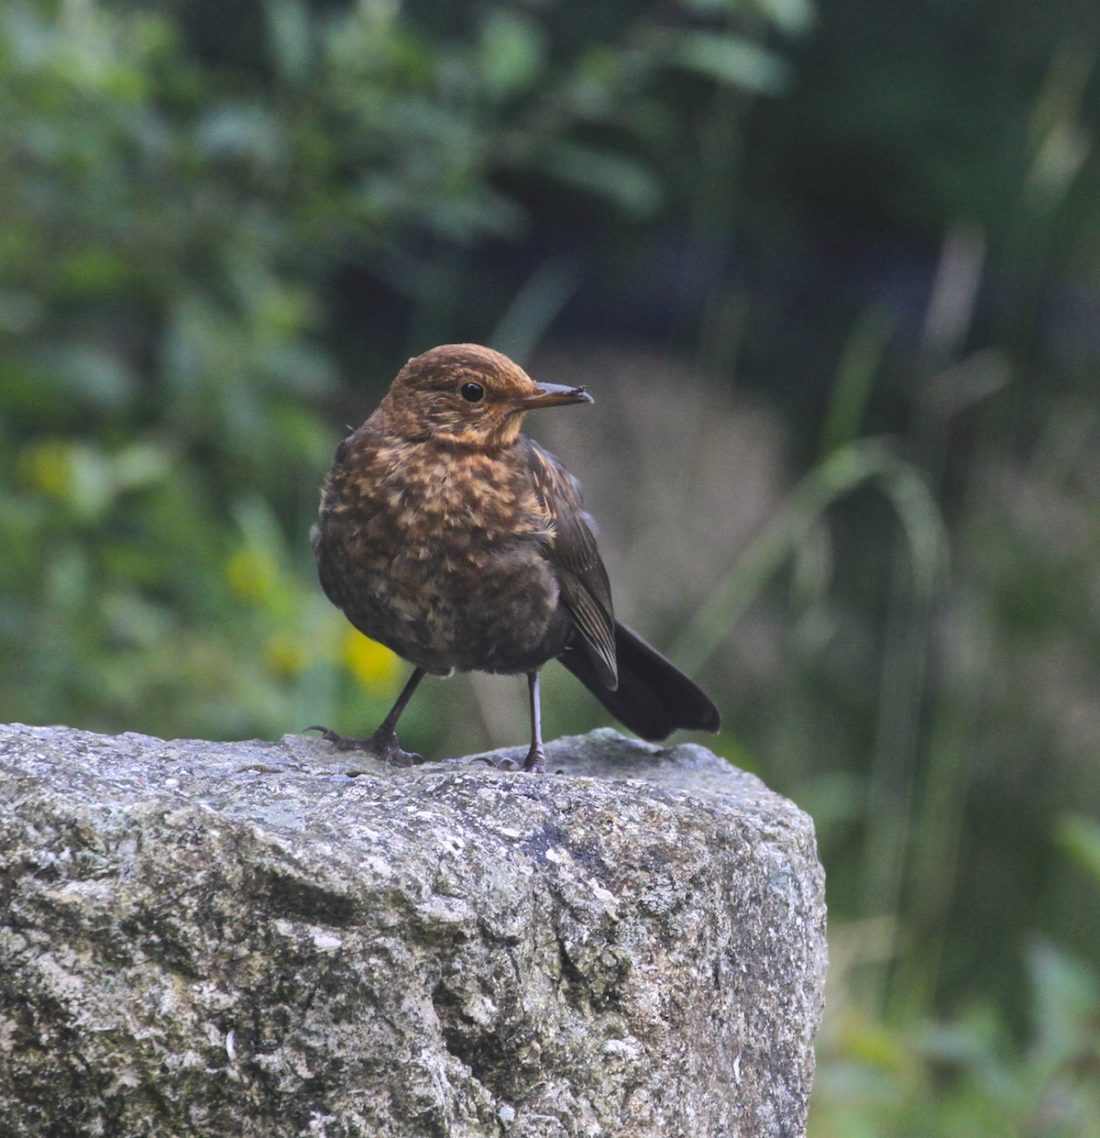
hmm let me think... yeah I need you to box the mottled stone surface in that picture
[0,723,826,1137]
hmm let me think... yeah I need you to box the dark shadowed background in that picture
[2,0,1098,1130]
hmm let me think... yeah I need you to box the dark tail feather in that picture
[558,621,721,742]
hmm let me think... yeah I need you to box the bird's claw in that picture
[451,754,504,768]
[305,725,425,767]
[305,725,359,750]
[458,749,544,772]
[447,753,537,772]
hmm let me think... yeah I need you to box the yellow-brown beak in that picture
[516,382,594,410]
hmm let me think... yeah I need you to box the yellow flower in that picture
[264,631,309,679]
[341,629,402,693]
[18,441,72,499]
[225,545,278,602]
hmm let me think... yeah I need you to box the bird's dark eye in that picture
[459,381,485,403]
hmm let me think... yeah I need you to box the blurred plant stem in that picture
[670,438,947,677]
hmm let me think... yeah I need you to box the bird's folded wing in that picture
[523,440,618,689]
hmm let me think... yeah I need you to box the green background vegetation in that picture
[2,0,1098,1131]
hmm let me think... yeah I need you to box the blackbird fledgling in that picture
[310,343,719,772]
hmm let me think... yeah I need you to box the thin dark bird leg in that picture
[368,665,427,751]
[523,671,546,773]
[308,667,428,764]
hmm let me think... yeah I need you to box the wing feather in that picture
[522,440,618,689]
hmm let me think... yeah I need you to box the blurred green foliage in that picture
[2,0,1100,1132]
[0,0,794,739]
[814,932,1100,1138]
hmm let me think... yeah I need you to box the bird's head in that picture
[379,344,593,449]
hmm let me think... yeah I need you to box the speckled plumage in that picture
[311,344,719,771]
[316,432,583,676]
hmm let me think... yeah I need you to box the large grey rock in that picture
[0,723,825,1138]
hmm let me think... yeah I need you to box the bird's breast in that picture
[315,440,567,673]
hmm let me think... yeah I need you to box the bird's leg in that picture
[360,665,427,762]
[523,671,547,773]
[308,667,427,765]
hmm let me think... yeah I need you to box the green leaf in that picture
[667,30,790,94]
[478,10,544,99]
[538,141,662,217]
[1057,814,1100,886]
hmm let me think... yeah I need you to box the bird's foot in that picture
[305,725,425,768]
[450,748,552,773]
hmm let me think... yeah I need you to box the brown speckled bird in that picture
[310,343,719,772]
